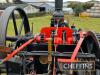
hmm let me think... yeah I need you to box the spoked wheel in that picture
[81,31,100,75]
[0,6,30,58]
[0,6,30,74]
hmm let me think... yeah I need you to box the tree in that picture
[67,2,80,9]
[83,2,94,10]
[6,0,9,3]
[74,4,84,16]
[68,1,94,16]
[91,0,96,1]
[13,0,23,3]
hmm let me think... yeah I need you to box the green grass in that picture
[29,15,51,33]
[67,15,100,33]
[29,15,100,33]
[7,15,51,36]
[7,15,100,37]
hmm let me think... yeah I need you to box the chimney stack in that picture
[55,0,63,11]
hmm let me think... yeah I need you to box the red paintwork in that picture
[54,37,62,44]
[1,39,34,64]
[58,32,85,62]
[40,27,73,44]
[1,27,85,63]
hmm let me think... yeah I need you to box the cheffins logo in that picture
[61,61,95,71]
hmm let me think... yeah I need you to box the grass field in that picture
[29,15,100,33]
[7,15,100,36]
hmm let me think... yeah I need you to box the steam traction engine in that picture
[0,0,100,75]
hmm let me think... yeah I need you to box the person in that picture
[50,18,54,27]
[58,19,69,27]
[71,23,77,33]
[63,20,69,27]
[71,23,78,43]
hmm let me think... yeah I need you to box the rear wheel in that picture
[81,31,100,75]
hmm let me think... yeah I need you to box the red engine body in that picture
[40,27,74,44]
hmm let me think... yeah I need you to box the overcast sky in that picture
[21,0,100,2]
